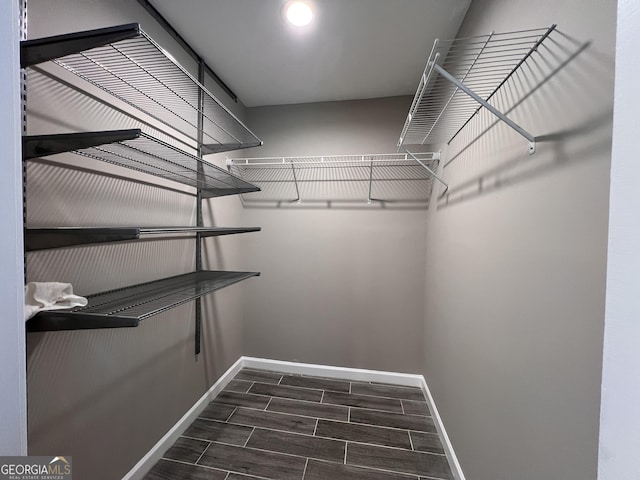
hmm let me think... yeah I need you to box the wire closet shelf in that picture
[21,23,262,153]
[398,25,556,154]
[227,152,441,207]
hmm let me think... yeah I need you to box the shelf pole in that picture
[403,149,448,191]
[290,162,301,203]
[195,58,205,356]
[367,158,374,204]
[432,63,536,153]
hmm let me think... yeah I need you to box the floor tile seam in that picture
[320,399,408,415]
[309,457,420,480]
[408,431,415,451]
[223,471,230,480]
[157,457,228,473]
[194,440,213,465]
[263,397,274,411]
[211,403,345,423]
[203,404,434,436]
[340,439,446,456]
[346,455,449,480]
[342,390,428,403]
[346,420,438,436]
[249,381,325,396]
[244,382,255,394]
[243,427,256,447]
[195,408,436,438]
[301,458,309,480]
[204,439,344,465]
[196,420,429,455]
[213,395,429,419]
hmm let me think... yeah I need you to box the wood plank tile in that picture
[199,402,236,422]
[304,459,418,480]
[226,474,266,480]
[144,459,227,480]
[162,437,209,463]
[350,408,437,433]
[198,442,306,480]
[322,391,403,413]
[249,382,323,402]
[315,419,411,449]
[410,432,446,455]
[402,400,431,416]
[183,418,253,445]
[246,427,345,462]
[351,383,426,402]
[229,406,316,434]
[267,396,349,422]
[211,391,271,409]
[224,379,254,393]
[235,369,283,384]
[280,374,351,393]
[347,443,453,479]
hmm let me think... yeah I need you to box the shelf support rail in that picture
[432,63,537,155]
[402,149,448,192]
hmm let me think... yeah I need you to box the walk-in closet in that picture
[2,0,634,479]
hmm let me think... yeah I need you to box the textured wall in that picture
[421,1,615,479]
[240,97,428,373]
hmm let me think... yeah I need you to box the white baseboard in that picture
[120,357,244,480]
[122,356,465,480]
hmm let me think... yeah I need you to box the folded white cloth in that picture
[24,282,88,321]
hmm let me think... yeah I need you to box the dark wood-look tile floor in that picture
[144,369,454,480]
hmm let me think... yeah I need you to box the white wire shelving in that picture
[398,25,557,155]
[226,152,441,208]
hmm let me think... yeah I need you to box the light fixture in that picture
[285,1,313,27]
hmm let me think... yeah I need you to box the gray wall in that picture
[240,97,428,373]
[25,1,250,478]
[598,1,640,478]
[422,1,615,479]
[0,0,27,456]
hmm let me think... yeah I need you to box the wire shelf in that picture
[21,23,262,153]
[23,129,260,198]
[227,153,440,207]
[26,270,260,331]
[25,226,261,251]
[398,26,556,148]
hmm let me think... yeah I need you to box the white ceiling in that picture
[149,0,471,107]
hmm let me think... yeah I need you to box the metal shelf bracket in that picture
[432,64,536,155]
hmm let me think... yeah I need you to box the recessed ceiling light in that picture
[285,1,313,27]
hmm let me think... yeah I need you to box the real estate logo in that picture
[0,456,72,480]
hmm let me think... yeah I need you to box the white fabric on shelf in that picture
[24,282,88,321]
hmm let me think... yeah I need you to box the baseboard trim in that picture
[121,356,465,480]
[120,357,244,480]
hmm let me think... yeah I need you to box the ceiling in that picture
[149,0,471,107]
